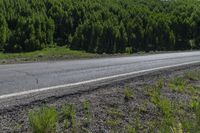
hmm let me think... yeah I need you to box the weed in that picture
[83,100,91,111]
[124,87,134,100]
[105,119,122,133]
[170,122,184,133]
[148,79,164,103]
[160,122,184,133]
[190,97,200,130]
[149,82,174,127]
[158,98,174,125]
[194,101,200,126]
[181,116,196,132]
[187,85,198,94]
[169,77,187,92]
[106,119,121,127]
[28,106,58,133]
[127,125,136,133]
[138,101,148,113]
[83,100,92,127]
[185,70,200,81]
[13,123,22,132]
[62,104,76,129]
[107,108,125,118]
[132,114,142,131]
[191,100,199,110]
[149,86,161,104]
[157,78,164,90]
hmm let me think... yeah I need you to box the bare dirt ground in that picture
[0,65,200,133]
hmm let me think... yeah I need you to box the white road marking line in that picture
[0,60,199,100]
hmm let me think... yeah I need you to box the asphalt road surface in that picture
[0,51,200,98]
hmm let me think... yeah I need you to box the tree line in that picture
[0,0,200,53]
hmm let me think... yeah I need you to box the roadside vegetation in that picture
[0,0,200,55]
[28,106,58,133]
[24,69,200,133]
[0,47,96,63]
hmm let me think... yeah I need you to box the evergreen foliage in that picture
[0,0,200,53]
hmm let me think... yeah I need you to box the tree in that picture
[0,0,200,53]
[0,14,9,51]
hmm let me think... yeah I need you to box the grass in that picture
[62,104,77,129]
[83,100,92,127]
[28,106,58,133]
[158,98,174,126]
[107,107,125,118]
[148,81,163,104]
[185,70,200,81]
[169,77,188,92]
[192,100,200,127]
[132,115,142,131]
[170,122,184,133]
[148,81,174,127]
[105,119,121,127]
[127,125,136,133]
[146,79,175,130]
[13,123,22,132]
[138,101,148,113]
[0,47,96,63]
[124,87,134,100]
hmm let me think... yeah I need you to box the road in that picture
[0,51,200,99]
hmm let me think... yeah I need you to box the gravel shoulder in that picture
[0,64,200,132]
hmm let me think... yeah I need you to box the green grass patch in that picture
[62,104,77,129]
[107,107,125,118]
[0,47,96,63]
[185,70,200,81]
[148,82,163,104]
[28,106,58,133]
[127,125,136,133]
[105,119,122,127]
[124,87,134,101]
[169,77,188,93]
